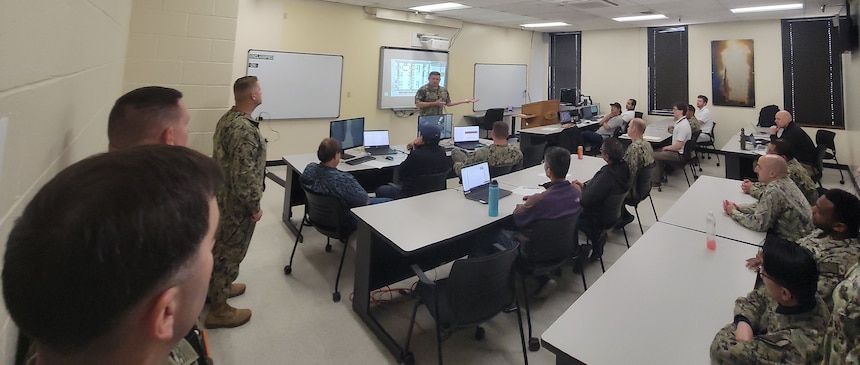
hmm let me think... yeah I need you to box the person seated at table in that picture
[651,103,692,187]
[723,154,813,242]
[685,103,701,136]
[572,138,631,261]
[580,102,624,153]
[375,123,452,199]
[301,137,393,208]
[746,188,860,311]
[710,237,829,365]
[769,110,817,177]
[820,253,860,364]
[741,139,818,206]
[451,121,522,176]
[616,118,654,228]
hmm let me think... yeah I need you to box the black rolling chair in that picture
[402,243,527,365]
[815,129,845,184]
[479,108,506,138]
[515,213,583,352]
[659,138,700,191]
[634,111,644,119]
[521,142,547,168]
[697,121,719,170]
[488,164,514,178]
[284,188,353,302]
[624,163,659,234]
[579,191,629,272]
[404,168,450,197]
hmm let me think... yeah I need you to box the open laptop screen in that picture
[363,130,389,148]
[418,114,453,139]
[453,126,480,143]
[461,162,490,192]
[559,110,571,124]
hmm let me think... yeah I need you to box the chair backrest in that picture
[758,105,779,127]
[555,126,584,154]
[447,242,519,324]
[815,129,837,152]
[600,191,628,230]
[521,142,547,168]
[488,164,514,178]
[813,144,827,182]
[612,125,624,138]
[634,111,644,119]
[404,169,450,197]
[681,138,698,160]
[303,188,349,240]
[481,108,506,130]
[628,162,656,205]
[520,213,580,263]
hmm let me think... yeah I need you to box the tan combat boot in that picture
[204,303,252,329]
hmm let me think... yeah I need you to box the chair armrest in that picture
[410,264,435,286]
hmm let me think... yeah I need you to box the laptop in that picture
[363,130,396,155]
[453,126,483,150]
[558,110,572,124]
[461,162,512,203]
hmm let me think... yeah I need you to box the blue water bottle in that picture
[488,179,499,217]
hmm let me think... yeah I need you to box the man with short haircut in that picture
[301,137,391,208]
[652,103,692,186]
[207,76,267,328]
[821,255,860,364]
[710,237,829,364]
[3,145,222,365]
[686,104,701,136]
[770,110,817,175]
[572,138,631,261]
[414,71,478,116]
[695,95,715,143]
[375,123,452,199]
[621,98,637,123]
[581,102,625,150]
[741,139,818,206]
[747,188,860,311]
[617,118,654,227]
[452,121,523,176]
[107,86,190,151]
[723,155,813,241]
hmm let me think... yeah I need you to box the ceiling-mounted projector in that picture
[419,34,450,50]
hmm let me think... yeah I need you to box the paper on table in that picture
[643,136,663,142]
[362,160,390,169]
[540,126,559,131]
[512,186,544,196]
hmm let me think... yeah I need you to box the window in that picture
[782,18,844,128]
[549,32,581,101]
[648,26,688,116]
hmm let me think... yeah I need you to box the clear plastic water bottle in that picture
[706,211,717,251]
[488,180,499,217]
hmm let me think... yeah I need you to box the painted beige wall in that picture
[0,0,134,362]
[232,0,547,158]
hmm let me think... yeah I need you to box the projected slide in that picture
[390,59,447,97]
[379,47,449,109]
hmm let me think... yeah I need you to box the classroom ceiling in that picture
[320,0,848,32]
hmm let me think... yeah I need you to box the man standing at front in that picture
[206,76,267,328]
[414,71,478,116]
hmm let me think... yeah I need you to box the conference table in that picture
[518,119,601,151]
[541,222,759,365]
[720,129,769,180]
[349,156,606,361]
[660,175,766,246]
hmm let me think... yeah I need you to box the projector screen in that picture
[378,47,449,109]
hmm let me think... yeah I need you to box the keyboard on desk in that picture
[345,155,375,165]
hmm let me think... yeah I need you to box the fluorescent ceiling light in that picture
[409,3,470,12]
[612,14,668,22]
[520,22,570,28]
[730,3,803,13]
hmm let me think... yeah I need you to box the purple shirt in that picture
[513,180,582,228]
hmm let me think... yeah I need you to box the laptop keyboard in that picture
[346,155,375,165]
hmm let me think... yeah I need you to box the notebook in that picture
[453,126,482,150]
[363,130,396,155]
[461,162,512,203]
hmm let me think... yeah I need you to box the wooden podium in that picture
[518,99,560,129]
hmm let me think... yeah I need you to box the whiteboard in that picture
[246,50,342,119]
[473,63,527,112]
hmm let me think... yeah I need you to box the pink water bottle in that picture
[706,211,716,251]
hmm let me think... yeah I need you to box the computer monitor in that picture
[558,110,572,124]
[560,88,580,105]
[581,106,594,120]
[329,117,365,156]
[589,105,599,116]
[417,114,453,139]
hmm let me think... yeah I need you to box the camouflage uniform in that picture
[821,261,860,364]
[451,144,523,176]
[750,158,818,206]
[730,177,813,241]
[624,137,654,178]
[208,107,266,305]
[710,288,830,364]
[414,84,451,116]
[687,115,702,135]
[796,229,860,311]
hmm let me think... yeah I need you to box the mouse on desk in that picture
[385,156,394,161]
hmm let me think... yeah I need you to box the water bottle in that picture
[740,128,747,150]
[706,211,717,251]
[488,180,500,217]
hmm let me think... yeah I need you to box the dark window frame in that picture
[648,26,689,116]
[549,32,582,102]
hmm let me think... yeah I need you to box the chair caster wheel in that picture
[474,326,485,340]
[284,265,292,275]
[840,180,845,184]
[401,352,415,365]
[528,337,540,352]
[333,292,341,302]
[658,186,662,192]
[325,244,332,252]
[717,162,720,166]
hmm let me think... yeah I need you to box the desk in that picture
[660,175,765,246]
[541,222,759,365]
[518,119,601,152]
[495,155,606,189]
[720,135,767,180]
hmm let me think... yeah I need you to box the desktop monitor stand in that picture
[341,150,355,160]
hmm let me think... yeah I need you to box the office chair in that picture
[815,129,845,184]
[515,213,583,351]
[634,111,643,119]
[521,142,547,168]
[579,191,629,272]
[404,168,450,197]
[697,121,719,170]
[479,108,505,138]
[488,164,514,178]
[402,243,527,365]
[284,188,353,302]
[658,137,700,192]
[623,163,659,234]
[812,144,828,188]
[757,105,779,127]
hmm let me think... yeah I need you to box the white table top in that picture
[660,175,766,245]
[720,133,768,156]
[282,145,409,173]
[495,155,606,190]
[542,222,759,365]
[519,119,601,135]
[351,188,522,253]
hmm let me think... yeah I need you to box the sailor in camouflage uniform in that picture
[723,155,813,241]
[711,238,829,364]
[452,121,522,175]
[742,139,818,206]
[205,76,267,329]
[615,118,654,228]
[414,71,478,116]
[685,104,702,136]
[821,260,860,364]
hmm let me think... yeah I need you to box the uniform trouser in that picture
[652,151,683,184]
[207,209,256,306]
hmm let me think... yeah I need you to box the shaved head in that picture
[775,110,792,128]
[756,154,788,184]
[628,118,646,138]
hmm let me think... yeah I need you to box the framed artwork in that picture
[711,39,755,107]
